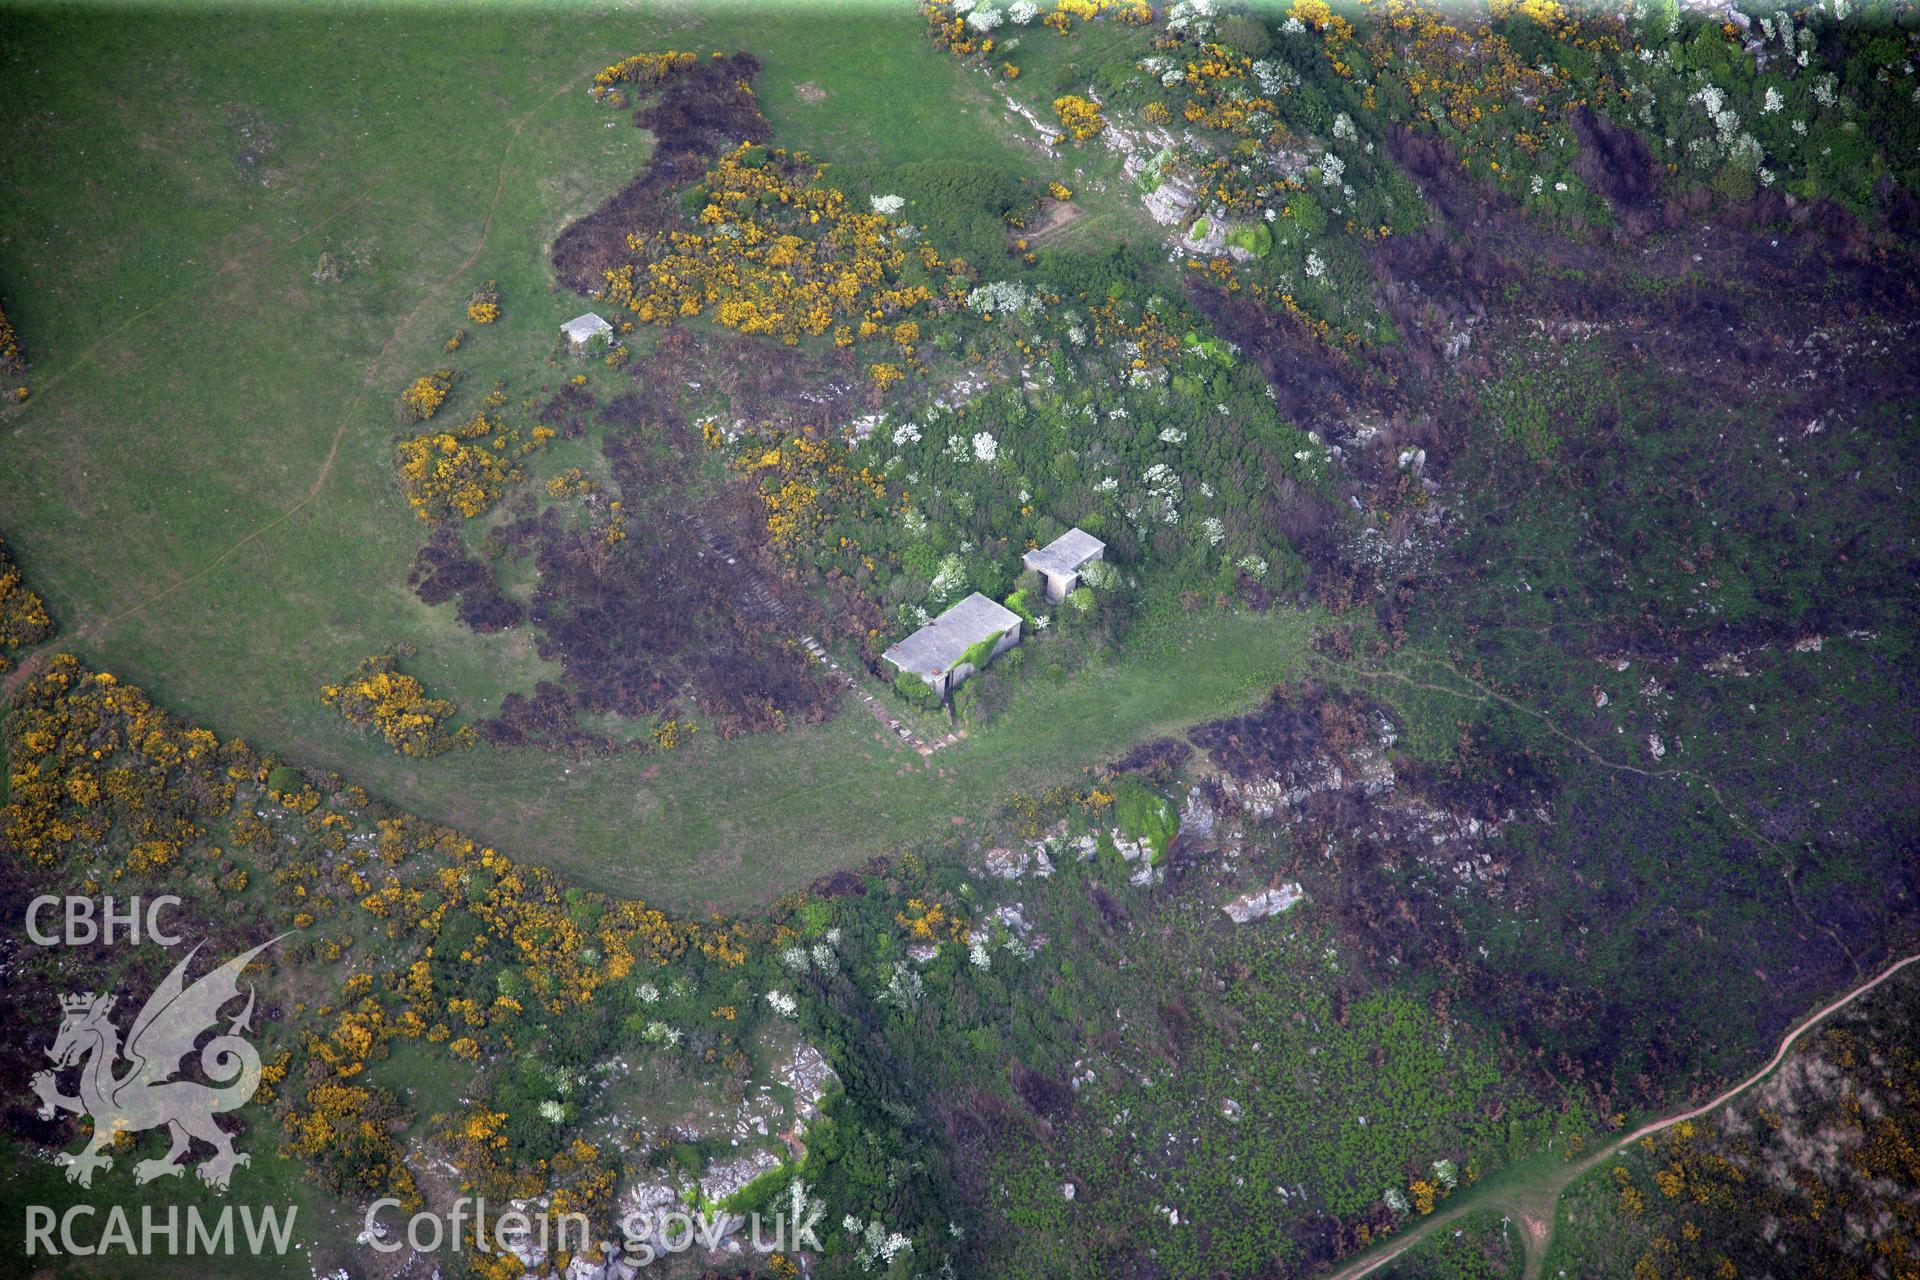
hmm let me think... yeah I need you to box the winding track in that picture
[1321,949,1920,1280]
[88,68,595,640]
[0,56,606,689]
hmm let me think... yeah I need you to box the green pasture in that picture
[0,0,1289,909]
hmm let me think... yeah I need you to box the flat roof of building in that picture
[1022,527,1106,577]
[562,312,614,342]
[882,592,1021,679]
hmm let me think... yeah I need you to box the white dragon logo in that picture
[30,935,282,1190]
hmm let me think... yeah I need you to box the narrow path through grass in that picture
[92,68,595,638]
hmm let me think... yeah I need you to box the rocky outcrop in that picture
[1223,882,1305,923]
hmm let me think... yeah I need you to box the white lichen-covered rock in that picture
[497,1198,552,1269]
[779,1042,839,1128]
[1180,787,1217,840]
[566,1250,646,1280]
[1179,211,1232,257]
[615,1182,684,1261]
[982,846,1034,879]
[700,1149,781,1206]
[1223,883,1305,923]
[1141,178,1197,225]
[986,903,1035,948]
[1216,725,1395,822]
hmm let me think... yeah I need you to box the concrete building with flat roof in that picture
[561,312,615,346]
[882,593,1022,698]
[1022,528,1106,601]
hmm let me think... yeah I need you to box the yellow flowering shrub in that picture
[1410,1177,1438,1214]
[896,897,970,943]
[394,409,549,521]
[320,653,473,758]
[590,50,698,97]
[0,299,24,376]
[280,1079,418,1207]
[651,718,695,750]
[0,657,227,870]
[601,143,944,348]
[466,280,501,324]
[727,431,888,556]
[396,369,454,423]
[1052,94,1106,140]
[0,536,55,669]
[1355,0,1568,167]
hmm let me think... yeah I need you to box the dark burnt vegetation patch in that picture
[524,511,829,740]
[398,54,899,752]
[477,681,624,757]
[1181,661,1897,1118]
[640,325,867,438]
[1203,172,1920,1094]
[495,390,838,744]
[409,527,524,633]
[538,381,599,440]
[1190,682,1550,985]
[1198,95,1920,656]
[551,51,769,295]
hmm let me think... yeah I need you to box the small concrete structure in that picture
[883,592,1022,698]
[1023,527,1107,601]
[561,312,615,346]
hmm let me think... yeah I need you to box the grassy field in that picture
[0,1,1298,910]
[406,606,1315,908]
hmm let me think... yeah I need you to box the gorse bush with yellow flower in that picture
[599,142,953,349]
[1052,94,1107,141]
[395,409,552,522]
[1,653,777,1228]
[466,280,501,324]
[589,49,698,96]
[0,536,55,671]
[0,656,223,873]
[724,429,891,560]
[0,297,26,394]
[396,368,455,423]
[320,652,474,757]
